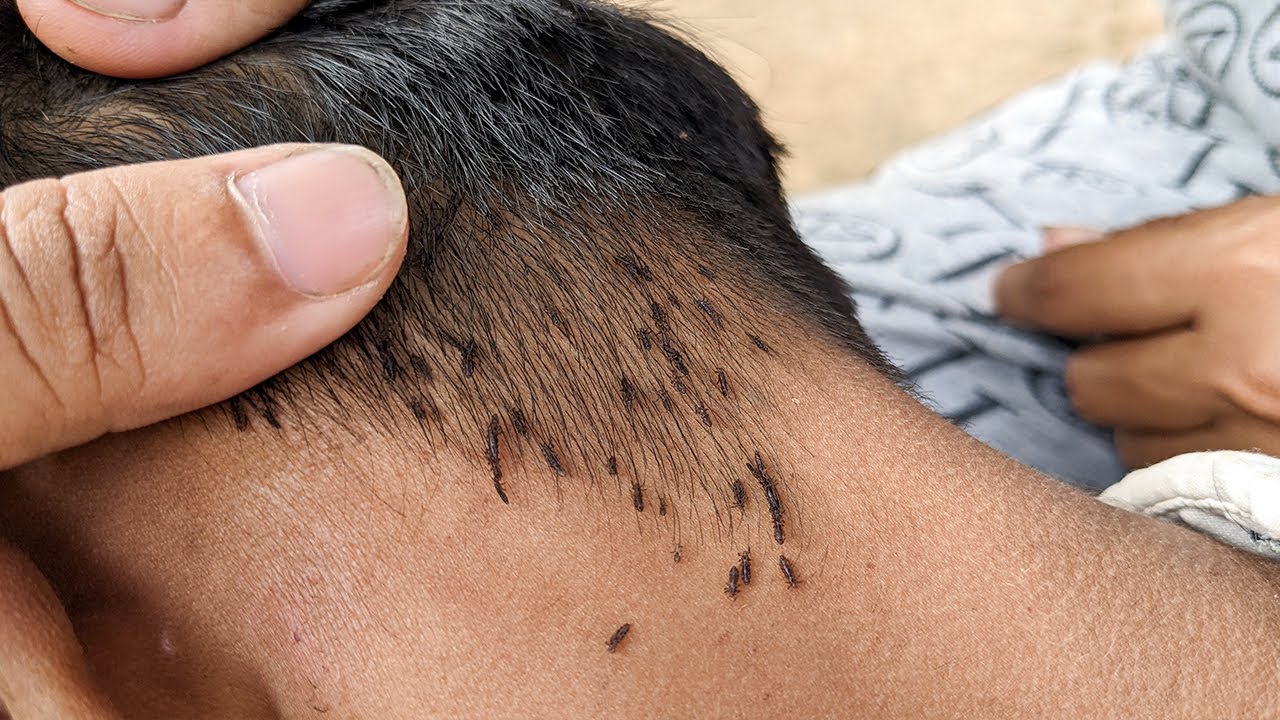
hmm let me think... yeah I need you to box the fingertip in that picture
[17,0,309,78]
[1041,227,1106,253]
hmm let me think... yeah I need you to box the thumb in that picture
[16,0,310,79]
[0,143,408,470]
[0,537,122,719]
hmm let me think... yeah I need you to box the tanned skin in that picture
[0,0,1278,717]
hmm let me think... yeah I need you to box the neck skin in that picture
[2,338,1279,718]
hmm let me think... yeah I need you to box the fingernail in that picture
[1043,227,1105,252]
[234,147,408,298]
[70,0,185,21]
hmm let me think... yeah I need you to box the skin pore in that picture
[1,0,1279,716]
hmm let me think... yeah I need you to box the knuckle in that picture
[0,176,146,420]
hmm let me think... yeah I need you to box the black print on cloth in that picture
[1178,1,1243,80]
[1249,4,1280,97]
[793,213,902,263]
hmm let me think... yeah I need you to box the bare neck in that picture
[4,349,1280,718]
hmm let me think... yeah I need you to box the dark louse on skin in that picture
[509,408,529,437]
[619,375,637,410]
[408,354,433,381]
[0,0,901,450]
[666,292,681,308]
[731,478,746,509]
[541,443,565,476]
[779,554,798,589]
[739,549,751,585]
[615,253,654,282]
[649,302,671,336]
[695,403,711,428]
[637,328,653,351]
[486,416,509,504]
[657,389,674,413]
[377,338,403,383]
[607,623,631,654]
[662,341,690,376]
[672,376,687,395]
[717,369,729,397]
[252,388,282,430]
[695,298,722,328]
[673,543,682,563]
[606,456,619,475]
[749,334,771,353]
[658,495,667,516]
[748,452,785,545]
[408,398,430,421]
[696,265,716,281]
[725,566,739,599]
[229,398,249,432]
[548,306,565,331]
[460,341,478,378]
[631,481,644,512]
[441,333,479,378]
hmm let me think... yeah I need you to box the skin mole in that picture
[606,623,632,654]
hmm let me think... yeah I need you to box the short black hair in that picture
[0,0,893,527]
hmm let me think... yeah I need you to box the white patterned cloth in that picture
[793,1,1280,554]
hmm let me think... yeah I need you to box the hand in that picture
[0,144,407,718]
[16,0,311,78]
[995,196,1280,468]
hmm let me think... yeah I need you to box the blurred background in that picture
[648,0,1164,193]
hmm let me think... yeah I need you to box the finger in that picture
[1041,227,1105,253]
[16,0,309,79]
[0,537,122,719]
[1065,331,1229,431]
[996,213,1213,337]
[0,143,408,470]
[1115,417,1280,469]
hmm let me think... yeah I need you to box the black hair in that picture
[0,0,894,533]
